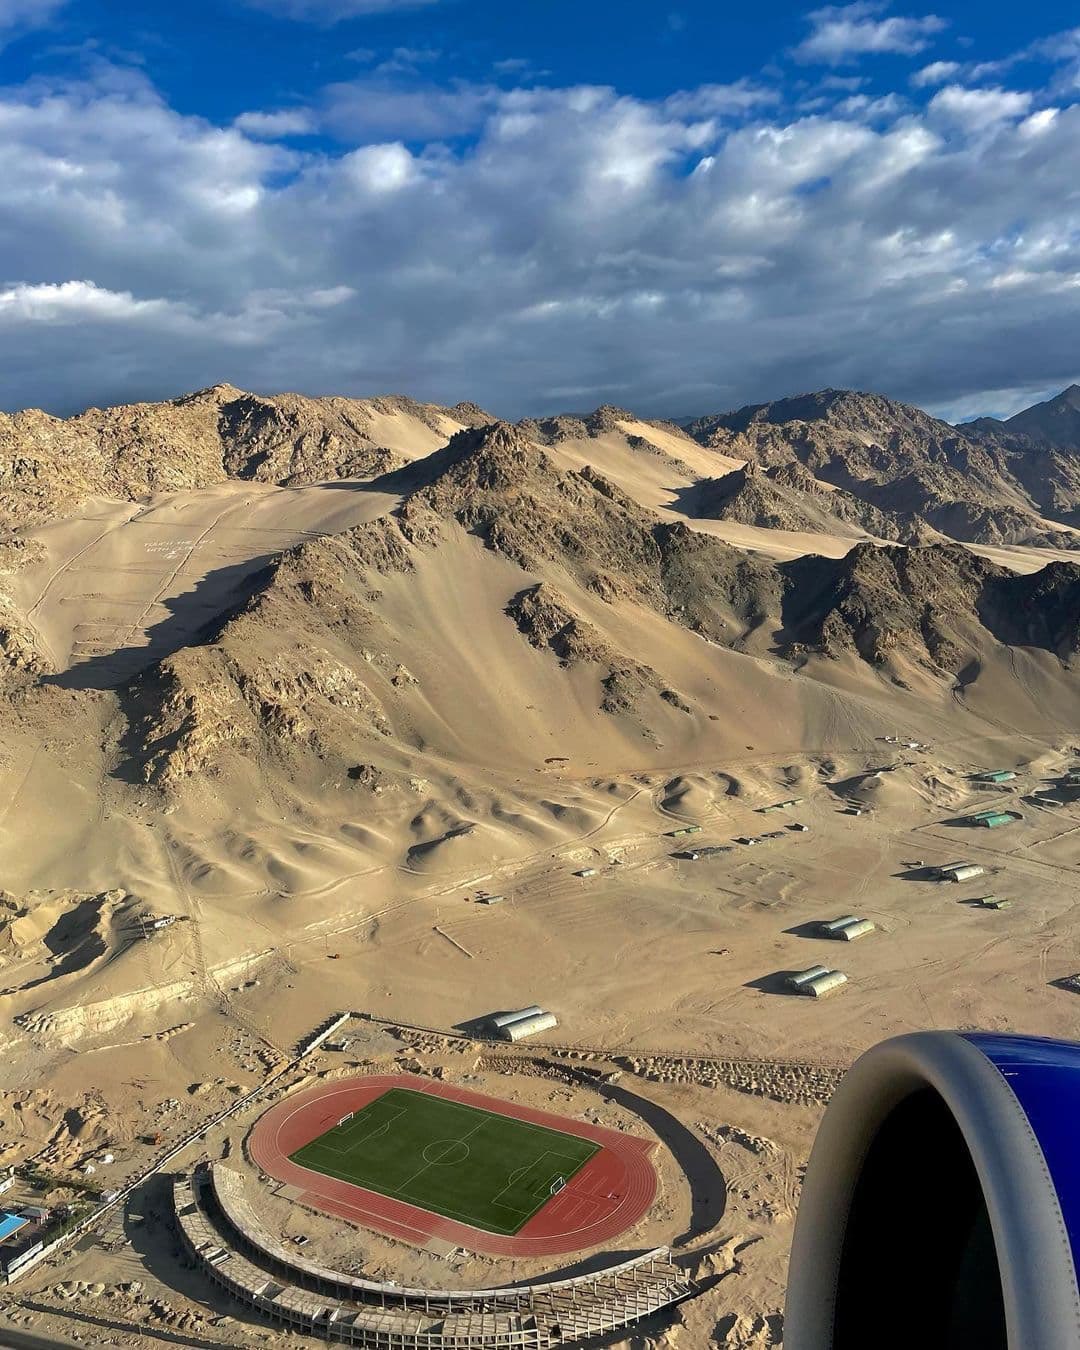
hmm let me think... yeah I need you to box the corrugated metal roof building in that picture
[802,971,848,998]
[834,919,876,941]
[489,1006,544,1031]
[502,1011,558,1042]
[936,863,986,882]
[786,966,830,992]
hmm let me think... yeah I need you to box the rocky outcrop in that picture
[0,384,493,528]
[125,523,407,786]
[778,542,1080,674]
[686,388,1080,547]
[507,582,692,716]
[692,460,917,542]
[0,533,52,681]
[1000,384,1080,450]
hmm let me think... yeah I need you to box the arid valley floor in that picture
[0,384,1077,1348]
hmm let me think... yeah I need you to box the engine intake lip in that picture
[784,1030,1080,1350]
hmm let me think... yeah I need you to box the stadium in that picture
[171,1047,706,1347]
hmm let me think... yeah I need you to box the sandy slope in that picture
[10,481,402,686]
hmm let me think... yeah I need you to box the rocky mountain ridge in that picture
[971,384,1080,449]
[105,418,1080,787]
[684,387,1080,547]
[1,381,1078,787]
[0,383,493,529]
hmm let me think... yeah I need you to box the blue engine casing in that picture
[784,1031,1080,1349]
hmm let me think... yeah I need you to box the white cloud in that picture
[0,280,186,324]
[836,91,906,118]
[1019,107,1058,135]
[929,84,1033,129]
[322,77,499,140]
[234,109,316,138]
[663,81,778,118]
[342,141,418,192]
[795,2,947,66]
[242,0,439,20]
[1029,27,1080,63]
[911,60,960,87]
[376,45,441,74]
[0,0,65,43]
[0,52,1079,420]
[0,0,63,25]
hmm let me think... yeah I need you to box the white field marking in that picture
[490,1149,590,1215]
[312,1107,405,1158]
[421,1139,472,1165]
[396,1118,488,1195]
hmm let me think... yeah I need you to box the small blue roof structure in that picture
[0,1212,28,1242]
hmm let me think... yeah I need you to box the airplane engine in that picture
[784,1031,1080,1349]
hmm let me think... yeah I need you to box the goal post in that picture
[550,1176,567,1195]
[338,1111,355,1127]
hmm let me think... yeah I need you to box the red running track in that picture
[248,1074,658,1258]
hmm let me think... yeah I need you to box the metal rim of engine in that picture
[783,1030,1080,1350]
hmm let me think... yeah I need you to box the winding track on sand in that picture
[248,1073,658,1258]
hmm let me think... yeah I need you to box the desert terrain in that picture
[0,382,1076,1348]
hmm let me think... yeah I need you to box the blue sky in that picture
[0,0,1078,420]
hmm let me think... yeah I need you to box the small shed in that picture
[976,770,1016,783]
[785,965,830,992]
[975,813,1016,829]
[685,846,731,861]
[817,916,875,941]
[574,868,598,878]
[502,1011,558,1042]
[935,863,986,883]
[834,919,876,941]
[980,897,1012,911]
[802,971,848,998]
[817,915,860,936]
[488,1006,544,1032]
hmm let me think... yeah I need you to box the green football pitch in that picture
[288,1088,600,1235]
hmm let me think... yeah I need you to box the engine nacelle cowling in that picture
[784,1031,1080,1349]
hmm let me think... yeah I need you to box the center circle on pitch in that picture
[423,1139,471,1166]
